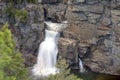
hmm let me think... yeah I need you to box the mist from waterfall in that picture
[32,29,60,76]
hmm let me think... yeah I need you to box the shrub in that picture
[15,9,28,23]
[0,23,29,80]
[40,59,83,80]
[6,6,28,23]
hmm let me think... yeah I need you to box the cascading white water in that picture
[32,21,68,77]
[32,30,60,76]
[78,58,84,72]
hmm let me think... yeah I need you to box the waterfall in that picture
[32,30,60,76]
[32,21,68,77]
[78,58,84,72]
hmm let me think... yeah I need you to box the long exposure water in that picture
[32,29,60,76]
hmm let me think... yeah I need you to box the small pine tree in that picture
[0,23,29,80]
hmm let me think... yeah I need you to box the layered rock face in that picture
[0,0,120,76]
[0,2,7,27]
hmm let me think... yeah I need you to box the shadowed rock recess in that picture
[0,0,120,76]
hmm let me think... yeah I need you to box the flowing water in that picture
[32,29,60,77]
[32,21,68,77]
[78,58,84,73]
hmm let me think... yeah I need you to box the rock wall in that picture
[0,0,120,76]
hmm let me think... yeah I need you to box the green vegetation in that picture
[0,23,29,80]
[6,7,28,23]
[15,9,28,23]
[41,59,83,80]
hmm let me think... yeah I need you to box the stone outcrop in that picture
[58,38,78,64]
[0,0,120,76]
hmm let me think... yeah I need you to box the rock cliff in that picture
[0,0,120,76]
